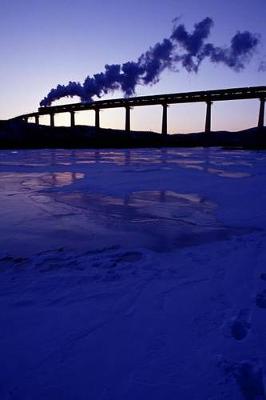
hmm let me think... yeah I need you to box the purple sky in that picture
[0,0,265,132]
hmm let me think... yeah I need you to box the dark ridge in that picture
[0,120,265,149]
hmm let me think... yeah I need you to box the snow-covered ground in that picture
[1,147,266,400]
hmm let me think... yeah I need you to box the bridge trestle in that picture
[15,86,266,134]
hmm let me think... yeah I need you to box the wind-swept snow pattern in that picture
[1,148,266,399]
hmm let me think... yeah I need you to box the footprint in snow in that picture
[220,358,265,400]
[260,273,266,281]
[234,361,265,400]
[230,309,251,341]
[255,290,266,309]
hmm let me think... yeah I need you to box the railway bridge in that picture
[14,86,266,134]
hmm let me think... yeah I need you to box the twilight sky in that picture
[0,0,265,132]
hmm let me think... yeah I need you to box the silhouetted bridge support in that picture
[15,86,266,134]
[125,106,131,132]
[205,101,212,134]
[95,108,100,130]
[259,98,265,129]
[50,113,55,128]
[70,111,75,128]
[162,103,168,135]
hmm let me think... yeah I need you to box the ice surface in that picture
[1,148,266,399]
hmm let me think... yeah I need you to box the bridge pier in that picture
[125,106,131,132]
[35,115,39,125]
[70,111,75,128]
[205,101,212,133]
[50,113,55,128]
[258,98,265,128]
[162,103,168,135]
[95,108,100,129]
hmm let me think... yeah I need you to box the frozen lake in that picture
[0,148,260,254]
[1,148,266,399]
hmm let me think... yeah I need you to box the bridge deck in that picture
[38,86,266,115]
[14,86,266,120]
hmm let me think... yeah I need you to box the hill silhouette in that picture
[0,120,265,149]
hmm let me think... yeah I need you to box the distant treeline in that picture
[0,120,266,149]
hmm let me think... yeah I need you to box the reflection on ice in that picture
[0,146,257,180]
[47,189,240,251]
[53,190,214,223]
[207,168,251,178]
[0,148,258,179]
[0,147,262,254]
[22,172,85,189]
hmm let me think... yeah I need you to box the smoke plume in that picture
[40,17,259,107]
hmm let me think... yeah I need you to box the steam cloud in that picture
[40,17,259,107]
